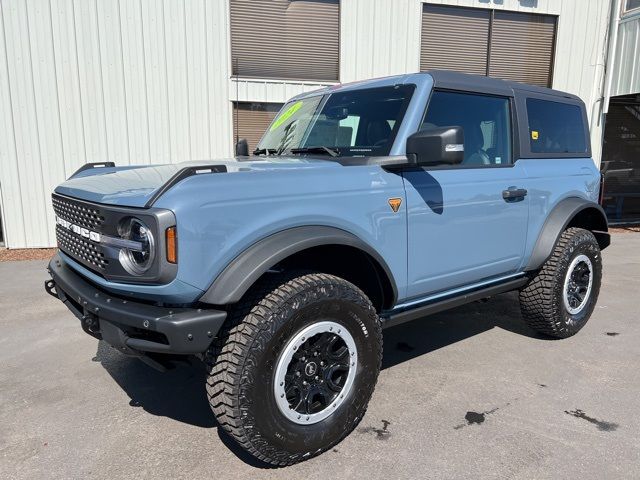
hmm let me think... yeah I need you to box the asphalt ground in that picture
[1,233,639,479]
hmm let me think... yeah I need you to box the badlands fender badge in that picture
[388,198,402,213]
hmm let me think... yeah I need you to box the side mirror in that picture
[406,126,464,166]
[235,138,249,157]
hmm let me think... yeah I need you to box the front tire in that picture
[205,272,382,466]
[519,227,602,338]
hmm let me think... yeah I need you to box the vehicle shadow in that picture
[93,341,215,428]
[94,341,272,467]
[94,291,547,468]
[381,291,548,370]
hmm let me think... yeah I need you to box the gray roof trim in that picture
[289,70,582,103]
[427,70,581,101]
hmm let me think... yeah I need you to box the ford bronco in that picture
[45,71,610,466]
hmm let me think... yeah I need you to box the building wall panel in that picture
[0,0,616,248]
[0,0,231,248]
[341,0,611,164]
[229,78,335,104]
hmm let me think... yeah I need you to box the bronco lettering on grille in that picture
[55,215,101,243]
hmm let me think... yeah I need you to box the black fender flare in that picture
[524,197,609,271]
[199,226,399,306]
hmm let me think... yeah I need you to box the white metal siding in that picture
[552,0,611,166]
[340,0,611,165]
[0,0,233,248]
[229,78,335,104]
[0,0,615,248]
[612,16,640,97]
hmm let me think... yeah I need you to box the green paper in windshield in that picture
[270,101,303,131]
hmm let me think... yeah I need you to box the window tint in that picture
[421,91,512,165]
[526,98,587,154]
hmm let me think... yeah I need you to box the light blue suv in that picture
[46,71,610,465]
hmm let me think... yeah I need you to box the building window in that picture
[233,102,284,153]
[625,0,640,12]
[421,5,557,87]
[601,95,640,223]
[230,0,340,81]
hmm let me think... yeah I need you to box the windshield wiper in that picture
[289,146,340,157]
[252,147,274,156]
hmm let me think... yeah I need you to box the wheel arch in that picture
[524,197,610,271]
[198,226,398,310]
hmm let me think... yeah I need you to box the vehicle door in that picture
[403,90,529,298]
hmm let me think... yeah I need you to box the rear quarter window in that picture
[526,98,587,155]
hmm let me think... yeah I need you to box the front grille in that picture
[51,193,174,284]
[53,195,108,274]
[52,195,105,230]
[56,225,109,271]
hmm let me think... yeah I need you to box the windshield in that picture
[256,84,415,157]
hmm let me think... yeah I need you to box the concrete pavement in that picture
[1,233,639,479]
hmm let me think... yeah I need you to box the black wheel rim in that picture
[563,254,593,315]
[284,332,350,415]
[274,321,357,424]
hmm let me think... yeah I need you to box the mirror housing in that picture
[406,126,464,166]
[235,138,249,157]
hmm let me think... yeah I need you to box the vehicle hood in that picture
[54,158,342,207]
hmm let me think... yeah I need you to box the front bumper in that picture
[46,254,226,355]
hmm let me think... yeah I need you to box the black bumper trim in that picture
[47,254,226,355]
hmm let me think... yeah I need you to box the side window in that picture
[421,91,512,165]
[526,98,587,155]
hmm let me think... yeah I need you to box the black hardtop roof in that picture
[426,70,582,103]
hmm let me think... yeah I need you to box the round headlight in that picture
[118,217,155,275]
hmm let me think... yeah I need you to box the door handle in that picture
[502,188,528,201]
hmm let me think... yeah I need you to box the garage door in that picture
[421,5,557,87]
[233,102,283,153]
[230,0,340,81]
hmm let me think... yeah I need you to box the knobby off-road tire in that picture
[205,272,382,466]
[519,227,602,338]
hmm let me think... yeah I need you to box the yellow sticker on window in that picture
[270,101,303,131]
[531,130,539,140]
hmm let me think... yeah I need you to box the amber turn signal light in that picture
[166,227,177,264]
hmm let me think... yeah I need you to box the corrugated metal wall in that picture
[0,0,233,248]
[0,0,614,248]
[341,0,611,170]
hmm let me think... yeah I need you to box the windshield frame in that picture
[255,84,417,158]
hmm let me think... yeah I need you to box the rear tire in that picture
[519,227,602,338]
[205,272,382,466]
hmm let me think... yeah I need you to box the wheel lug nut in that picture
[303,381,308,386]
[320,361,324,366]
[296,371,301,377]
